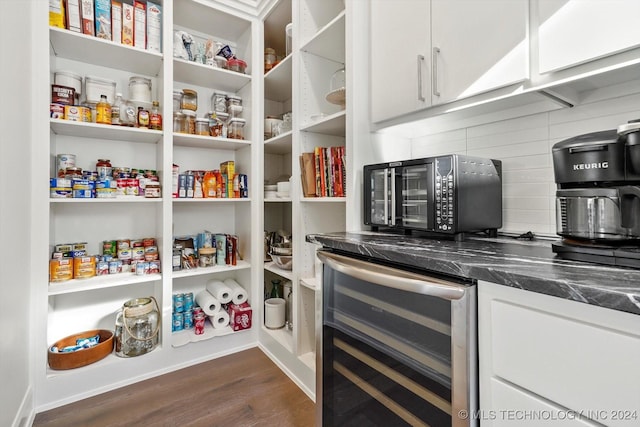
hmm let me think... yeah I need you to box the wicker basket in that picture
[48,329,114,370]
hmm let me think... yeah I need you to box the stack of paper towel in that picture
[195,278,248,329]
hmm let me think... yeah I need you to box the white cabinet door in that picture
[431,0,528,104]
[537,0,640,73]
[370,0,431,123]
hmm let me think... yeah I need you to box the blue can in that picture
[184,292,194,311]
[183,309,193,329]
[172,312,184,332]
[173,293,184,313]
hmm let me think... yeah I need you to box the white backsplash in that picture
[406,87,640,237]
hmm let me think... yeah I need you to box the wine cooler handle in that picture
[318,251,467,300]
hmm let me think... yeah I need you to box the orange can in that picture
[73,256,96,279]
[49,259,73,282]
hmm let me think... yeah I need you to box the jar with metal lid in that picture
[228,117,246,140]
[114,297,160,358]
[182,109,197,134]
[211,92,228,113]
[198,247,216,267]
[128,76,152,103]
[265,48,276,73]
[64,167,83,179]
[195,118,210,136]
[173,111,187,133]
[181,89,198,111]
[96,159,112,180]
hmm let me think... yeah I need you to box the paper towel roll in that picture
[205,279,232,304]
[224,278,248,305]
[195,290,221,316]
[209,310,230,329]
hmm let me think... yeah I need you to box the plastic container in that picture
[173,111,186,133]
[85,75,116,104]
[228,117,246,140]
[182,109,196,134]
[172,90,182,112]
[228,58,247,74]
[181,89,197,111]
[195,118,210,136]
[128,76,152,103]
[285,24,292,56]
[227,95,242,110]
[214,55,228,69]
[211,92,228,113]
[54,70,82,97]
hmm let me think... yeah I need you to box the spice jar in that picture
[181,89,198,111]
[195,118,210,136]
[182,109,196,134]
[265,48,276,73]
[173,111,187,133]
[228,117,246,140]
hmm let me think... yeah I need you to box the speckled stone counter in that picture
[306,231,640,316]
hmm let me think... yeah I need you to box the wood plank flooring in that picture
[33,347,315,427]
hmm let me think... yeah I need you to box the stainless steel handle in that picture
[417,54,426,101]
[383,168,389,225]
[317,251,467,300]
[389,168,396,226]
[432,47,441,97]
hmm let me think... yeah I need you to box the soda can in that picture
[192,306,203,317]
[172,312,184,332]
[184,292,194,311]
[173,293,184,313]
[194,312,206,335]
[183,310,193,329]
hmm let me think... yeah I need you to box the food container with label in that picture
[51,85,75,106]
[85,75,117,104]
[180,89,197,111]
[128,76,152,103]
[54,70,82,98]
[228,58,247,74]
[228,118,246,140]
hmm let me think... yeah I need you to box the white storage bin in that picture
[85,75,117,104]
[128,76,152,103]
[54,71,82,96]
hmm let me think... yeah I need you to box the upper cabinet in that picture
[371,0,528,124]
[537,0,640,74]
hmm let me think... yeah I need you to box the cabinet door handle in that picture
[389,167,396,226]
[432,47,441,97]
[417,54,426,102]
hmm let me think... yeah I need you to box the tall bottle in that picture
[270,279,282,298]
[111,93,122,125]
[149,101,162,130]
[95,94,112,125]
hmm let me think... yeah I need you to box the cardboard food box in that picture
[134,0,146,49]
[80,0,95,36]
[65,0,81,32]
[49,0,66,29]
[146,1,162,53]
[122,0,134,46]
[111,1,122,43]
[227,302,252,331]
[95,0,112,40]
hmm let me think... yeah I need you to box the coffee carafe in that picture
[551,120,640,267]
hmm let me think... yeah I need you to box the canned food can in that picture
[183,310,194,329]
[103,240,117,257]
[173,293,184,313]
[135,261,149,276]
[108,260,121,274]
[184,292,194,311]
[192,306,203,317]
[172,312,184,332]
[117,239,131,250]
[194,312,206,335]
[56,154,76,178]
[96,260,109,275]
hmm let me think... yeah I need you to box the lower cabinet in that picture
[478,281,640,427]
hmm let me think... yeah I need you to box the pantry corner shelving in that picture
[300,10,345,63]
[299,110,345,135]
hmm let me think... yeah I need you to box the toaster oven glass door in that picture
[369,167,392,226]
[400,163,433,229]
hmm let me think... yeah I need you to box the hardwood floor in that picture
[33,347,316,427]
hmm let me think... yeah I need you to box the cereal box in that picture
[80,0,95,36]
[49,0,66,29]
[95,0,112,40]
[134,0,146,49]
[146,1,162,53]
[111,1,122,43]
[66,0,82,32]
[122,0,134,46]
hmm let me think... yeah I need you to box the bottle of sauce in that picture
[111,93,123,125]
[149,101,162,130]
[96,95,112,125]
[137,106,150,129]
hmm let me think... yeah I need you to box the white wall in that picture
[0,1,34,426]
[406,81,640,237]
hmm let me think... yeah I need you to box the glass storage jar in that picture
[128,76,152,103]
[114,297,160,358]
[180,89,198,111]
[228,117,246,140]
[265,48,276,72]
[173,111,187,133]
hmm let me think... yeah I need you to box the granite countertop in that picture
[306,231,640,316]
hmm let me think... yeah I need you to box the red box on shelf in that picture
[227,302,252,331]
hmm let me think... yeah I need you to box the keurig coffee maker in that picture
[551,120,640,267]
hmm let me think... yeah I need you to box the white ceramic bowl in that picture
[277,181,291,194]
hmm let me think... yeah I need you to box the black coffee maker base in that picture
[552,240,640,269]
